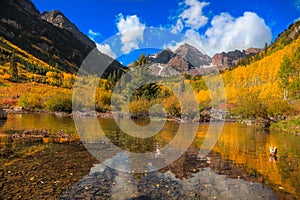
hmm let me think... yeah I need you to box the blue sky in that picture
[32,0,300,64]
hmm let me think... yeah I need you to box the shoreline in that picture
[4,108,300,135]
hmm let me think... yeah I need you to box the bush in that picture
[19,94,44,110]
[46,92,72,112]
[234,91,267,119]
[265,98,290,117]
[95,89,111,112]
[128,98,150,116]
[162,95,180,117]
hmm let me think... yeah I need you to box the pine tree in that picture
[10,50,18,81]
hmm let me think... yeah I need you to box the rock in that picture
[255,118,271,128]
[212,48,261,70]
[148,43,212,76]
[41,10,95,49]
[0,107,7,119]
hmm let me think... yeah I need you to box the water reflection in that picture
[0,114,300,199]
[60,149,277,200]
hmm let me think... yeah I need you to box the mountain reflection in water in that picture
[60,149,277,200]
[0,114,299,199]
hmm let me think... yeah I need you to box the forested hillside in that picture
[195,20,300,120]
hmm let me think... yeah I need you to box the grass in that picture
[271,117,300,135]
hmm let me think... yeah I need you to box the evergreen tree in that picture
[264,42,268,55]
[278,56,293,100]
[10,50,18,81]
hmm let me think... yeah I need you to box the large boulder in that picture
[0,108,7,119]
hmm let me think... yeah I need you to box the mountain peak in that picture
[212,48,261,69]
[174,43,211,68]
[41,10,68,29]
[41,10,95,48]
[0,0,97,73]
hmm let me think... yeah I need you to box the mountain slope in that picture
[195,20,300,117]
[212,48,261,70]
[41,10,95,49]
[148,44,212,76]
[0,0,94,73]
[174,43,211,68]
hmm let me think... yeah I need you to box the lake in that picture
[0,113,299,199]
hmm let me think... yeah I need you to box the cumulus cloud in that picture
[167,1,272,56]
[202,12,272,55]
[116,14,146,54]
[96,43,117,59]
[166,11,272,56]
[177,0,209,30]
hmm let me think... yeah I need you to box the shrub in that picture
[95,89,112,112]
[265,98,290,117]
[45,92,72,112]
[234,91,267,119]
[162,95,180,117]
[19,93,44,110]
[128,98,150,116]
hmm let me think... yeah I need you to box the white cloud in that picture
[167,1,272,56]
[116,14,146,54]
[88,29,100,37]
[178,0,210,30]
[88,29,101,41]
[202,12,272,55]
[171,19,184,34]
[96,43,117,59]
[166,12,272,57]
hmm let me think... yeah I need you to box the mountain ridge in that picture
[41,10,95,49]
[212,48,261,70]
[0,0,94,73]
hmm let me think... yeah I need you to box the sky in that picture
[32,0,300,64]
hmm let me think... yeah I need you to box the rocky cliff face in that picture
[41,10,95,49]
[148,43,212,75]
[174,43,211,68]
[0,0,97,73]
[152,48,175,64]
[212,48,261,69]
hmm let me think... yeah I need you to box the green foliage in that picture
[95,89,111,112]
[128,98,150,117]
[132,53,149,67]
[45,92,72,112]
[271,117,300,134]
[265,98,290,117]
[278,49,300,100]
[190,77,208,92]
[162,96,181,117]
[9,50,18,81]
[234,90,290,119]
[234,91,267,119]
[19,94,43,110]
[269,21,300,54]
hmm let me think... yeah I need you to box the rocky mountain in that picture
[174,43,211,68]
[0,0,122,75]
[147,43,212,76]
[212,48,261,70]
[149,48,175,64]
[41,10,94,49]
